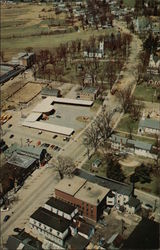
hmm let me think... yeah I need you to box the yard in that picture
[134,84,160,103]
[116,114,139,133]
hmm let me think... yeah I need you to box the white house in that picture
[138,118,160,135]
[29,207,70,248]
[44,197,78,221]
[110,134,158,160]
[147,54,160,75]
[83,41,104,59]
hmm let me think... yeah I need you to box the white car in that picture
[1,207,9,212]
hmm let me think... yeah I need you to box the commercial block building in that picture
[55,176,109,222]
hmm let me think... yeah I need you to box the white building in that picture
[30,207,70,249]
[138,118,160,135]
[44,197,78,221]
[147,54,160,75]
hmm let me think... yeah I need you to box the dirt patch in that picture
[9,82,42,104]
[119,156,141,168]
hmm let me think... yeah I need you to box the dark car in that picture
[53,135,57,139]
[57,147,61,151]
[54,146,58,150]
[41,143,50,148]
[56,115,61,118]
[145,203,153,209]
[9,134,14,139]
[13,227,22,233]
[8,124,12,128]
[3,215,10,222]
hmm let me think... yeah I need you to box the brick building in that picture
[55,176,109,222]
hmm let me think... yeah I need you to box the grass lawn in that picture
[123,0,135,7]
[135,175,160,196]
[82,152,107,177]
[116,114,139,133]
[134,84,159,103]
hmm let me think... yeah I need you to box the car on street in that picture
[56,115,61,118]
[38,130,42,134]
[9,134,14,139]
[53,135,57,139]
[145,203,153,209]
[3,215,10,222]
[63,137,70,142]
[8,124,12,128]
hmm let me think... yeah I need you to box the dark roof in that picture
[30,207,70,233]
[41,87,60,97]
[127,197,140,208]
[45,197,76,214]
[121,219,160,249]
[5,232,42,250]
[74,169,133,196]
[78,221,94,236]
[66,234,89,250]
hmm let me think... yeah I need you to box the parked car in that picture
[8,124,12,128]
[9,134,14,139]
[41,143,50,148]
[145,203,153,209]
[38,130,42,134]
[13,227,22,233]
[1,207,9,212]
[54,146,58,150]
[56,115,61,118]
[3,215,10,222]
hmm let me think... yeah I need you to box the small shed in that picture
[92,159,102,168]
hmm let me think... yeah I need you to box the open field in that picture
[1,3,112,60]
[116,114,139,133]
[123,0,135,8]
[9,82,42,104]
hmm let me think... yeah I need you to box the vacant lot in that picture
[9,82,42,104]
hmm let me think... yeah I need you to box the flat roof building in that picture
[55,176,110,221]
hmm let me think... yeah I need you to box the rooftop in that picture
[139,118,160,130]
[30,207,70,233]
[75,181,109,206]
[55,176,86,196]
[127,197,140,208]
[81,87,98,94]
[41,88,60,97]
[73,169,133,196]
[66,235,89,250]
[45,197,76,214]
[6,231,42,250]
[7,152,36,169]
[134,141,152,151]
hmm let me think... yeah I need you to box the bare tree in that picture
[84,124,100,153]
[116,86,135,113]
[130,100,145,121]
[54,156,75,179]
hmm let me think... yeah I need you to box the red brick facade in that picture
[55,189,106,222]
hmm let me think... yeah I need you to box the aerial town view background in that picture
[0,0,160,249]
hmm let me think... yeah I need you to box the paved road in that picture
[1,167,59,243]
